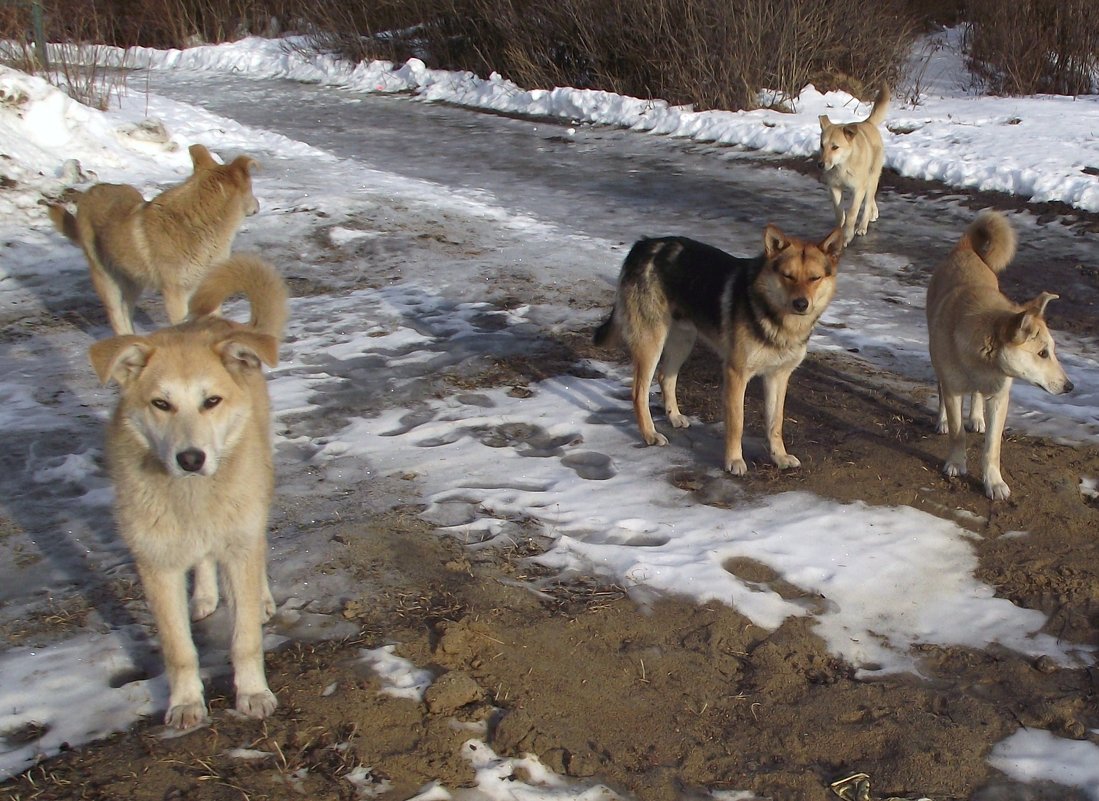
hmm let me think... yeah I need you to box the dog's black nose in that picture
[792,298,809,313]
[176,449,206,473]
[1063,380,1075,394]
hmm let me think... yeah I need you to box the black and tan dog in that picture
[595,225,843,474]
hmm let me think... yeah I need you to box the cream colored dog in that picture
[50,144,259,335]
[89,254,288,728]
[926,211,1073,500]
[818,85,889,245]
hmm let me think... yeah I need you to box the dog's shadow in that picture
[0,241,173,679]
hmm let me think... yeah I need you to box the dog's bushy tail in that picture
[189,254,289,339]
[867,83,889,126]
[964,211,1017,274]
[47,203,80,243]
[593,309,620,347]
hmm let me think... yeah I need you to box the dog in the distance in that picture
[49,144,260,335]
[89,254,288,728]
[594,225,844,475]
[926,210,1073,500]
[818,84,889,245]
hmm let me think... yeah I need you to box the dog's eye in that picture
[151,399,171,412]
[203,396,223,410]
[1038,348,1049,359]
[810,275,823,283]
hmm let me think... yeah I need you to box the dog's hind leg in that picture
[865,158,884,226]
[138,563,207,728]
[763,366,800,470]
[657,322,696,429]
[631,329,669,446]
[162,284,192,326]
[935,383,948,434]
[967,392,986,433]
[222,540,277,719]
[87,261,137,335]
[981,385,1012,500]
[190,557,219,621]
[941,391,968,479]
[261,571,276,622]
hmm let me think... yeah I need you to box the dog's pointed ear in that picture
[818,114,832,129]
[188,144,218,170]
[215,331,279,372]
[842,124,858,141]
[1025,291,1059,317]
[819,228,845,263]
[89,336,154,387]
[763,224,790,257]
[230,155,259,176]
[1004,309,1041,345]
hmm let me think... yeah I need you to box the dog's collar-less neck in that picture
[747,290,814,348]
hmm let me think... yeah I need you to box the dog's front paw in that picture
[773,453,801,470]
[985,480,1011,500]
[966,418,986,434]
[855,223,869,236]
[943,459,966,478]
[725,458,748,476]
[644,431,669,446]
[668,413,690,429]
[165,701,207,730]
[237,690,277,720]
[934,419,949,435]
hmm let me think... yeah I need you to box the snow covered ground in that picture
[1,27,1098,798]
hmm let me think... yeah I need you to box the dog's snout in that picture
[1063,379,1075,394]
[792,297,809,313]
[176,448,206,473]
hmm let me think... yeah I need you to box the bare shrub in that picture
[966,0,1099,95]
[373,0,918,111]
[13,0,920,112]
[0,1,129,108]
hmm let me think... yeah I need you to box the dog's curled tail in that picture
[189,254,289,339]
[964,211,1017,274]
[47,202,80,243]
[593,309,620,348]
[867,83,890,126]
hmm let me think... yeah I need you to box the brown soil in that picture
[3,324,1097,801]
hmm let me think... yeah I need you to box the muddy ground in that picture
[2,317,1097,801]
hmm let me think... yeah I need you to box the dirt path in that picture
[3,327,1097,801]
[4,79,1099,801]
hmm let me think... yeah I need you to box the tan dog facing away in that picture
[818,85,889,245]
[926,211,1073,500]
[594,225,844,475]
[89,254,288,728]
[50,144,259,335]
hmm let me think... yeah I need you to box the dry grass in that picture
[3,0,1092,108]
[966,0,1099,95]
[366,0,918,110]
